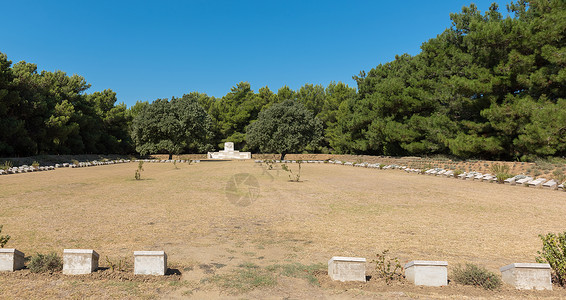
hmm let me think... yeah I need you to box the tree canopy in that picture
[246,100,323,160]
[131,95,213,159]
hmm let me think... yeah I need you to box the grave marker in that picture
[328,256,366,282]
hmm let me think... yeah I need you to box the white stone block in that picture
[63,249,99,275]
[0,249,25,272]
[134,251,167,275]
[500,263,552,290]
[328,256,366,282]
[404,260,448,287]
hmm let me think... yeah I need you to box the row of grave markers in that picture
[329,257,554,290]
[414,167,564,190]
[0,159,203,176]
[0,248,555,290]
[0,248,167,276]
[0,159,131,175]
[254,160,565,191]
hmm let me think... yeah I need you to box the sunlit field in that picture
[1,160,565,299]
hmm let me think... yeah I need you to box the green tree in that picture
[246,100,323,160]
[211,82,259,150]
[131,96,212,159]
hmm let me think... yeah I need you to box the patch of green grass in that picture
[266,262,326,286]
[210,262,276,294]
[105,281,141,295]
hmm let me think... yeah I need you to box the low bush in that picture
[490,164,513,183]
[0,225,10,248]
[453,263,502,290]
[453,169,463,177]
[281,160,302,182]
[28,252,63,273]
[536,232,566,286]
[552,170,566,186]
[372,250,403,283]
[1,161,13,171]
[134,161,144,180]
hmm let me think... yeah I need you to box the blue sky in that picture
[1,0,509,107]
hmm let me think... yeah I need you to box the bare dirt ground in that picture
[1,159,565,299]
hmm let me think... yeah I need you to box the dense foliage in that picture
[345,0,566,160]
[536,232,566,286]
[1,0,564,160]
[131,95,213,159]
[246,100,323,159]
[0,55,133,156]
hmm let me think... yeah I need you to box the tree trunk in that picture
[168,153,173,160]
[280,152,286,160]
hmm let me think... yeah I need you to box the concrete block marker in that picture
[500,263,552,290]
[63,249,99,275]
[0,249,25,272]
[328,256,366,282]
[134,251,167,275]
[404,260,448,287]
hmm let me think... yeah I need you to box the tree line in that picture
[1,0,564,161]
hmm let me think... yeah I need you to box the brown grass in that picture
[1,160,565,298]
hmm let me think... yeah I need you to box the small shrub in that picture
[32,161,40,168]
[536,232,566,286]
[453,169,463,177]
[106,257,129,272]
[1,161,13,171]
[490,164,513,183]
[0,225,10,248]
[264,159,276,170]
[533,169,542,177]
[134,161,144,180]
[552,170,566,184]
[372,250,403,283]
[281,160,302,182]
[28,252,63,273]
[71,159,79,165]
[453,263,502,290]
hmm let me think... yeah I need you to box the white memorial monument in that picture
[207,142,251,159]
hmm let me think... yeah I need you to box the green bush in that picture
[372,250,403,283]
[490,164,513,183]
[134,161,144,180]
[1,161,13,171]
[28,252,63,273]
[453,169,463,177]
[552,170,566,186]
[536,232,566,286]
[281,161,302,182]
[0,225,10,248]
[453,263,502,290]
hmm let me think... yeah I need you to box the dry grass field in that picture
[1,160,565,299]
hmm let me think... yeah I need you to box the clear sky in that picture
[1,0,509,107]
